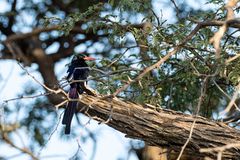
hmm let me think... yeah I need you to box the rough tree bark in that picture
[74,95,240,159]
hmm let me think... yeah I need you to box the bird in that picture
[62,54,95,134]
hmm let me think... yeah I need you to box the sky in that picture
[0,0,219,159]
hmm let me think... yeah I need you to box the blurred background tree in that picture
[0,0,239,159]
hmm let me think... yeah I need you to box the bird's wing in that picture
[66,62,77,80]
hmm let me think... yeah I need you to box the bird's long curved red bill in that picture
[83,56,95,61]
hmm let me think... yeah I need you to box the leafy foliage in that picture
[43,0,239,117]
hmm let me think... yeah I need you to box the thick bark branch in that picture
[76,95,240,159]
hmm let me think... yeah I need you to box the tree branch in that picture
[75,95,240,159]
[1,133,38,160]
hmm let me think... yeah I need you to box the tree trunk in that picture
[75,95,240,159]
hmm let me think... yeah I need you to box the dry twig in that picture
[209,0,238,59]
[177,77,208,160]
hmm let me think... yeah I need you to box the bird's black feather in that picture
[62,57,91,134]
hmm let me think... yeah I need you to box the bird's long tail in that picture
[62,83,78,134]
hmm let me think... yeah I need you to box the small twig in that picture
[213,80,240,111]
[190,61,201,76]
[209,0,238,59]
[98,104,113,124]
[6,42,68,99]
[225,53,240,64]
[177,77,208,160]
[3,92,51,103]
[222,29,239,49]
[107,46,138,67]
[221,82,240,114]
[82,95,114,125]
[170,0,180,19]
[0,102,6,132]
[55,100,68,110]
[2,133,39,160]
[17,62,67,97]
[37,111,64,157]
[69,139,86,160]
[112,47,179,96]
[8,42,66,94]
[150,8,161,26]
[200,142,240,159]
[15,130,27,149]
[177,119,197,160]
[217,152,223,160]
[61,67,141,89]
